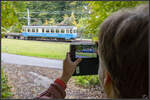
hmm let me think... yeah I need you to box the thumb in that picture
[74,58,82,66]
[65,52,70,61]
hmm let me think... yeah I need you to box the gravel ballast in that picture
[2,62,105,99]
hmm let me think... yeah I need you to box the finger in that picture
[65,52,69,59]
[65,52,69,60]
[67,52,71,61]
[74,58,82,66]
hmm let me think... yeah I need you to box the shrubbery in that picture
[73,75,100,88]
[1,68,13,98]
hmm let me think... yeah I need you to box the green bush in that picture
[73,75,100,88]
[1,68,13,98]
[1,33,5,38]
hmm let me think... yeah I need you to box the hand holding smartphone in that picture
[70,42,99,76]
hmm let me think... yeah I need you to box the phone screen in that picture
[75,45,97,58]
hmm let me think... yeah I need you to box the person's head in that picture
[98,4,149,98]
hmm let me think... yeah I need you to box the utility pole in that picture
[27,8,30,26]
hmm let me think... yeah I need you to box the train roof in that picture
[22,26,77,29]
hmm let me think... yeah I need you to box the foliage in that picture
[2,25,17,34]
[2,1,146,38]
[48,18,56,26]
[1,1,18,29]
[1,33,5,38]
[75,17,88,37]
[59,14,71,26]
[2,39,69,60]
[71,13,77,26]
[1,1,86,33]
[1,68,13,98]
[1,1,27,33]
[85,1,148,37]
[73,75,100,88]
[59,13,77,26]
[26,1,86,25]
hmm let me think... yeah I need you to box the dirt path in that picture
[2,62,104,99]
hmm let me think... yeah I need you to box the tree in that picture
[1,1,27,34]
[71,13,77,26]
[1,2,18,29]
[58,13,78,26]
[25,1,86,25]
[1,1,87,34]
[48,18,56,25]
[84,1,148,38]
[76,17,89,37]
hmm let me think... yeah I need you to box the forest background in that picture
[1,1,148,39]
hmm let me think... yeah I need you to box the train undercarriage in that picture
[20,36,75,42]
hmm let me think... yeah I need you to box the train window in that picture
[28,29,30,32]
[74,30,76,33]
[69,29,71,34]
[61,29,64,33]
[51,29,54,33]
[46,29,49,33]
[42,28,44,33]
[32,29,35,32]
[56,29,59,33]
[36,29,38,33]
[66,29,69,33]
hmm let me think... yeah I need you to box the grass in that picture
[73,75,100,88]
[1,68,13,98]
[2,39,100,88]
[2,39,70,60]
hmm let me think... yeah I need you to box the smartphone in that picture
[70,42,99,76]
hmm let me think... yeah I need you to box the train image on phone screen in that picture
[75,45,97,58]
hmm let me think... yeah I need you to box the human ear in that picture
[104,72,111,85]
[103,71,114,98]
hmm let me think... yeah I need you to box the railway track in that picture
[4,33,92,43]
